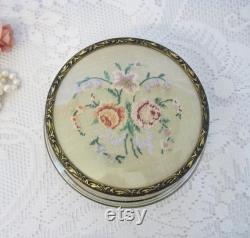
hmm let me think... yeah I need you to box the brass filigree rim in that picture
[44,37,209,197]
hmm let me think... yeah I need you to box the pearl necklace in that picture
[0,70,21,110]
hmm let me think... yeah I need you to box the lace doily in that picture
[0,0,249,237]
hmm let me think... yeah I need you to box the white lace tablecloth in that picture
[1,0,250,237]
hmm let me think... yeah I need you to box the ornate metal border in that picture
[45,37,209,197]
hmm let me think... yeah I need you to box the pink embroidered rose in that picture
[113,71,138,93]
[0,24,14,52]
[132,100,161,128]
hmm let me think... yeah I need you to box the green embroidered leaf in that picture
[130,138,138,158]
[133,95,136,102]
[104,71,110,81]
[72,93,78,99]
[127,121,134,136]
[107,88,122,105]
[116,89,122,105]
[85,104,93,108]
[93,100,100,107]
[146,72,150,79]
[137,146,142,155]
[90,136,100,145]
[126,102,132,113]
[159,118,170,129]
[155,97,167,107]
[107,88,117,97]
[91,118,99,125]
[134,124,141,132]
[161,118,170,124]
[124,133,128,155]
[176,113,182,119]
[85,100,100,108]
[158,73,165,78]
[115,155,125,163]
[115,63,122,70]
[79,131,85,136]
[155,97,173,108]
[125,64,133,74]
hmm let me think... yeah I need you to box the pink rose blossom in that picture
[0,24,14,52]
[132,100,161,128]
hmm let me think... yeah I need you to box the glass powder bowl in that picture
[44,38,209,207]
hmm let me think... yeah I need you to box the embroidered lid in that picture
[44,38,209,207]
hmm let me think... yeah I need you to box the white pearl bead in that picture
[9,73,16,80]
[1,70,9,78]
[3,84,11,93]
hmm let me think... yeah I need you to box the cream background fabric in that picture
[0,0,250,237]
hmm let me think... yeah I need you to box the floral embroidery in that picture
[132,100,161,128]
[161,128,175,154]
[71,62,183,163]
[89,136,125,163]
[96,103,125,129]
[70,105,85,136]
[113,71,138,93]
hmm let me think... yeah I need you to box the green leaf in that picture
[133,95,136,102]
[127,121,134,136]
[158,73,165,78]
[155,97,167,108]
[161,118,170,124]
[104,71,110,81]
[176,113,181,119]
[130,138,138,158]
[146,72,150,79]
[137,146,142,155]
[85,100,100,108]
[107,88,117,97]
[90,136,100,145]
[134,124,141,132]
[160,118,170,128]
[115,63,122,70]
[125,64,133,74]
[125,102,132,114]
[115,155,125,163]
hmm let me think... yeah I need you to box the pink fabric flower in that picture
[0,24,14,52]
[113,71,138,93]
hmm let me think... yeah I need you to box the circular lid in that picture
[45,38,209,207]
